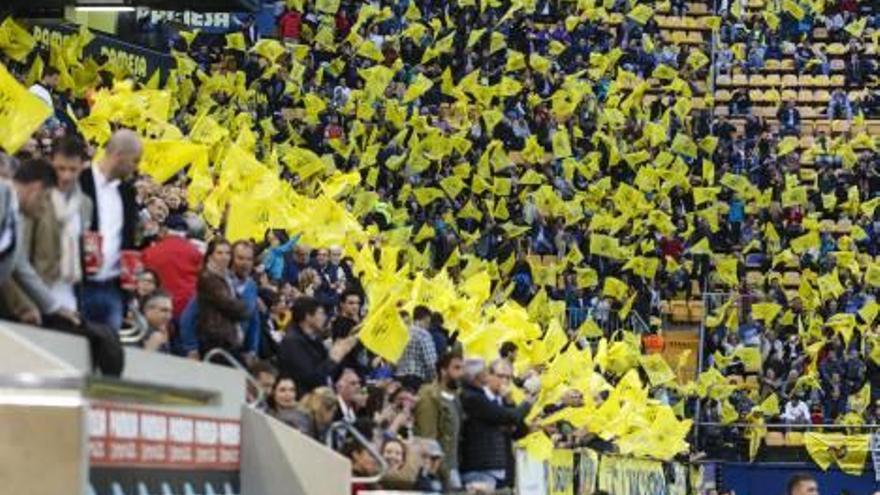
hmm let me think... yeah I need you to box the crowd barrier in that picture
[515,448,702,495]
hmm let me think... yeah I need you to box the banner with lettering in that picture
[575,449,599,495]
[549,449,575,495]
[31,23,174,83]
[597,455,667,495]
[668,462,688,495]
[516,448,548,495]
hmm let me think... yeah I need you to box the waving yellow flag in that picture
[0,63,52,153]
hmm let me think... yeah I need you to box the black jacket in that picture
[79,167,138,252]
[460,383,531,474]
[278,326,341,397]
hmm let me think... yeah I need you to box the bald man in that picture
[78,130,142,331]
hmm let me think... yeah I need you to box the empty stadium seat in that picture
[782,74,798,87]
[785,432,805,446]
[814,90,831,103]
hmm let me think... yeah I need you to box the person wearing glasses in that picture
[459,358,534,492]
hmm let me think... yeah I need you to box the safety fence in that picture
[514,448,705,495]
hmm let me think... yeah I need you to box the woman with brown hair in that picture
[298,386,339,440]
[196,238,249,357]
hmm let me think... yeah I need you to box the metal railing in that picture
[325,421,388,485]
[202,348,264,409]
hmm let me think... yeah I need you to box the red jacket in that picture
[278,11,301,40]
[142,235,202,318]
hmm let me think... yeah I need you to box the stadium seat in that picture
[765,59,781,71]
[814,90,831,103]
[798,89,814,103]
[716,75,732,87]
[813,75,830,87]
[670,300,689,322]
[687,300,704,322]
[782,271,800,287]
[749,74,765,87]
[732,74,748,86]
[831,120,850,133]
[826,43,846,55]
[764,74,781,86]
[785,432,805,446]
[830,59,845,72]
[782,74,798,87]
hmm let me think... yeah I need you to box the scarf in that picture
[50,188,83,284]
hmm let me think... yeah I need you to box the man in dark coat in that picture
[278,296,358,397]
[460,358,533,491]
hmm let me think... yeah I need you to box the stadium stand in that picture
[0,0,877,492]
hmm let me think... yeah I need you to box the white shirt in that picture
[0,185,16,255]
[49,190,84,311]
[92,166,123,281]
[28,84,53,109]
[782,400,810,423]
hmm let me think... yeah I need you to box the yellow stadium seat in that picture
[799,135,814,148]
[765,59,781,71]
[799,74,816,86]
[687,300,704,322]
[714,106,729,117]
[814,27,828,39]
[798,89,814,102]
[687,32,703,44]
[746,271,764,286]
[786,432,805,446]
[749,74,765,86]
[782,74,798,87]
[781,89,798,102]
[671,300,689,322]
[813,75,830,87]
[691,2,708,14]
[782,271,800,287]
[732,74,748,86]
[829,74,845,86]
[819,219,835,233]
[764,74,781,86]
[717,75,732,87]
[764,431,785,447]
[830,59,845,71]
[780,59,796,71]
[814,90,831,103]
[831,120,850,133]
[835,218,852,234]
[800,106,818,118]
[826,43,846,55]
[749,89,765,101]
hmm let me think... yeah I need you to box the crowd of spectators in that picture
[0,0,878,490]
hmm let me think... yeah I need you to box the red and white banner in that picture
[88,403,240,470]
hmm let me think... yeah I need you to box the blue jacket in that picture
[176,276,261,355]
[264,235,300,281]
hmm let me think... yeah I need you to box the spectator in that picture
[786,473,818,495]
[777,100,801,137]
[345,440,380,494]
[141,215,202,319]
[380,438,415,489]
[414,440,446,493]
[250,360,278,407]
[827,89,853,121]
[28,66,59,111]
[260,230,299,282]
[141,291,172,353]
[396,305,439,389]
[196,238,249,358]
[300,386,340,440]
[231,241,261,364]
[278,296,358,396]
[460,359,533,491]
[331,288,362,340]
[335,367,365,423]
[277,7,302,41]
[267,375,312,434]
[79,130,142,332]
[0,159,77,325]
[47,135,91,312]
[780,394,811,424]
[414,352,465,490]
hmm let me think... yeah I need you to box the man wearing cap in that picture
[414,439,445,492]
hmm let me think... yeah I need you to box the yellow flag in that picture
[0,18,36,63]
[627,4,654,24]
[359,295,410,363]
[518,430,553,461]
[225,32,246,51]
[783,0,805,20]
[640,354,675,386]
[0,63,52,153]
[804,433,870,476]
[140,139,209,183]
[316,0,341,13]
[844,17,867,38]
[403,73,434,103]
[671,133,698,159]
[602,276,629,301]
[551,126,572,158]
